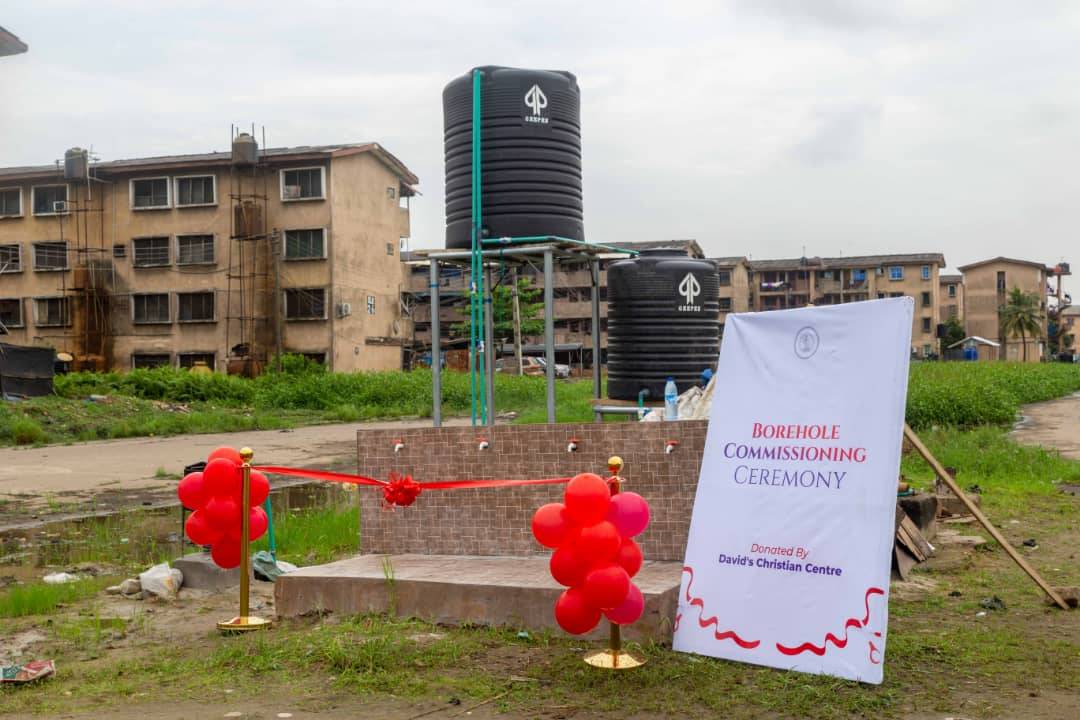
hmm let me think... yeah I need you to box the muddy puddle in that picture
[0,482,346,580]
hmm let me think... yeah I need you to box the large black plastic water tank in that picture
[606,250,722,401]
[443,66,583,249]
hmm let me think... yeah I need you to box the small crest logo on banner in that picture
[794,326,820,359]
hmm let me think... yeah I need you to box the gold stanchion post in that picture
[584,455,645,670]
[218,447,272,633]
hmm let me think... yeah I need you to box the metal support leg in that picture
[544,250,556,423]
[485,266,496,426]
[430,261,442,427]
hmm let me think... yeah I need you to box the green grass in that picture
[253,497,360,566]
[0,577,115,619]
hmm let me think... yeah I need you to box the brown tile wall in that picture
[356,421,707,561]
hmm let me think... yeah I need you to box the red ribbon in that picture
[253,465,573,507]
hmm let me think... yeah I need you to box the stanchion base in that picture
[583,649,646,670]
[217,615,272,634]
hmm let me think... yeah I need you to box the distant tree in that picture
[453,277,544,341]
[998,287,1044,362]
[1047,304,1075,356]
[939,316,965,355]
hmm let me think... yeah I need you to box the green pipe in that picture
[469,68,482,426]
[263,497,276,562]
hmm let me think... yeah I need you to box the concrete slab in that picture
[275,554,682,640]
[173,552,246,591]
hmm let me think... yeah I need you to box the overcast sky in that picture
[2,1,1077,273]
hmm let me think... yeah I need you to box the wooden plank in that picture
[903,424,1070,611]
[898,515,932,561]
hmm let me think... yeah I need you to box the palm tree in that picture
[998,287,1044,361]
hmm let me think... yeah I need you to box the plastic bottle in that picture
[664,377,678,421]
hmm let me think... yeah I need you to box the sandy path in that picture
[0,417,468,512]
[1011,391,1080,459]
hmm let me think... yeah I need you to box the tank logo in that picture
[524,84,549,124]
[678,272,702,312]
[794,326,820,359]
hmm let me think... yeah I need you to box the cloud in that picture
[789,104,882,167]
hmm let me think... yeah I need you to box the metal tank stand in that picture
[418,239,636,426]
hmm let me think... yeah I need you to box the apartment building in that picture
[0,140,417,372]
[939,274,964,324]
[711,256,751,335]
[746,253,947,357]
[957,257,1053,362]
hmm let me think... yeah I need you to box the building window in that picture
[947,284,956,298]
[0,298,23,330]
[175,175,216,206]
[717,270,731,286]
[133,293,171,324]
[921,317,932,334]
[996,271,1006,291]
[130,177,171,209]
[947,305,959,319]
[32,185,67,215]
[851,269,866,282]
[33,242,68,271]
[921,291,931,307]
[178,352,215,369]
[177,292,215,322]
[284,228,325,260]
[34,297,70,327]
[280,167,324,201]
[877,292,886,299]
[0,188,22,217]
[923,344,932,357]
[300,352,326,365]
[386,242,394,256]
[132,237,170,267]
[132,353,171,369]
[718,297,732,311]
[284,288,326,320]
[177,234,215,265]
[367,295,376,315]
[921,265,931,280]
[0,244,21,273]
[113,244,126,259]
[888,266,904,281]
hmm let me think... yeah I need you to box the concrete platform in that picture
[275,554,682,640]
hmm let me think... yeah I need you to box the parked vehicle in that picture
[495,356,570,378]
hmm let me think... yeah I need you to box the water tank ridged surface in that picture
[443,66,583,249]
[64,148,88,182]
[606,250,722,401]
[232,133,258,166]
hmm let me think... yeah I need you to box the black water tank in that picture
[606,250,722,401]
[443,66,583,249]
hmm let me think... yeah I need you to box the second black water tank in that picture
[606,250,722,401]
[443,66,583,249]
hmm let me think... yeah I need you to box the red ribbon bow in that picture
[382,472,422,507]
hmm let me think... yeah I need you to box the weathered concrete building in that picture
[958,257,1054,362]
[746,253,947,357]
[0,141,417,372]
[939,274,964,324]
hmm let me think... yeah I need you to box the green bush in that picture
[9,418,46,445]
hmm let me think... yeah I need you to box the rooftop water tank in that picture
[606,250,722,401]
[232,133,258,166]
[443,66,583,249]
[64,148,88,182]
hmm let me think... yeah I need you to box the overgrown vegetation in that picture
[0,577,115,619]
[253,496,360,566]
[2,358,1078,446]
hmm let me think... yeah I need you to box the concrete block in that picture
[937,493,980,517]
[275,554,682,641]
[173,552,245,592]
[899,493,938,540]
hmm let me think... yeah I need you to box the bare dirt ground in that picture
[0,418,469,529]
[1011,391,1080,460]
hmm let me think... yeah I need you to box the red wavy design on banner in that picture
[774,587,884,656]
[681,566,761,649]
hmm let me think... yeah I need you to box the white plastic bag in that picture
[138,563,183,600]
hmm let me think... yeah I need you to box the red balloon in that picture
[184,510,222,546]
[615,537,643,578]
[604,582,644,625]
[607,491,651,538]
[248,471,270,507]
[563,473,610,525]
[576,520,621,565]
[583,564,631,610]
[203,458,242,499]
[177,471,207,510]
[210,539,242,569]
[531,503,572,548]
[247,506,268,541]
[204,495,241,529]
[550,544,589,587]
[554,587,602,635]
[208,446,242,465]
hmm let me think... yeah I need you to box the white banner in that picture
[673,298,913,684]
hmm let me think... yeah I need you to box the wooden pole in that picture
[903,424,1069,610]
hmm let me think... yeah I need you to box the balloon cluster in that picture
[531,473,651,635]
[177,447,269,569]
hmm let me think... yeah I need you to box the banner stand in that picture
[902,425,1069,611]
